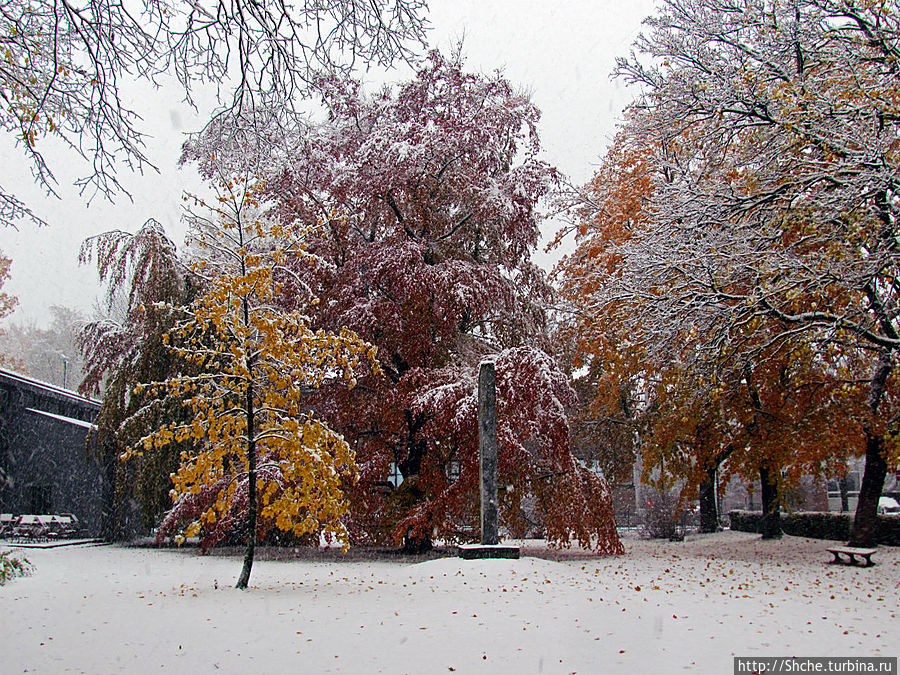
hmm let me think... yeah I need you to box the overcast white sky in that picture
[1,0,657,326]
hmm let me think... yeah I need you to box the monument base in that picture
[458,543,521,560]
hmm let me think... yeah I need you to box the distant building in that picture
[0,367,110,537]
[824,457,900,514]
[719,473,828,514]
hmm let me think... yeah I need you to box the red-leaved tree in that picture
[183,51,622,553]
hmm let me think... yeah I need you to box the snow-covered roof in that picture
[25,407,97,430]
[0,367,100,407]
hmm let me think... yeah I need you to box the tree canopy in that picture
[556,0,900,544]
[134,176,377,587]
[182,51,623,553]
[77,219,194,535]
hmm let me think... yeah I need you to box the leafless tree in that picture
[0,0,428,227]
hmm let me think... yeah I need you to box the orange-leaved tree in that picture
[132,177,378,588]
[555,129,871,537]
[636,331,869,538]
[610,0,900,546]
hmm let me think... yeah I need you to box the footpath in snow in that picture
[1,530,897,674]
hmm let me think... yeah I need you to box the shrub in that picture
[728,510,900,546]
[728,510,763,535]
[641,488,679,539]
[876,514,900,546]
[0,550,34,585]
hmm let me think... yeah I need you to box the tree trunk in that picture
[399,410,427,479]
[398,409,432,554]
[699,446,733,534]
[849,350,892,547]
[848,432,887,547]
[742,363,781,538]
[759,465,782,539]
[99,439,119,541]
[698,469,718,534]
[839,473,851,513]
[401,530,433,554]
[235,413,257,586]
[236,379,257,588]
[236,300,257,589]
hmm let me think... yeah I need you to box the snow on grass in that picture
[1,531,897,674]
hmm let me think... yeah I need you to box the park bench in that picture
[12,514,50,540]
[9,514,81,540]
[826,546,876,567]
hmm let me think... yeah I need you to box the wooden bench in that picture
[826,546,876,567]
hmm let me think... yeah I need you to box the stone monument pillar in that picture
[458,360,520,560]
[479,360,499,546]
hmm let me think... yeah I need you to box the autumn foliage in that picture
[404,348,622,552]
[181,51,622,553]
[131,179,376,586]
[556,128,878,538]
[555,0,900,544]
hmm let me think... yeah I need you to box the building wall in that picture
[0,369,108,537]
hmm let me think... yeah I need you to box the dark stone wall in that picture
[0,369,107,537]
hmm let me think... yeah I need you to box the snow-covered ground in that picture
[2,531,897,674]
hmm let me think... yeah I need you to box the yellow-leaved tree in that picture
[0,251,19,367]
[131,177,378,589]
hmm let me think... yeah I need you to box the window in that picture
[388,462,403,489]
[447,459,461,482]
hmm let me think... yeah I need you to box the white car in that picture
[877,496,900,515]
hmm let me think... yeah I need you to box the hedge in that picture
[728,510,900,546]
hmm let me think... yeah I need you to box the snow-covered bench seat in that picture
[826,546,876,567]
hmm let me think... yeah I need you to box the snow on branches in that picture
[406,347,623,553]
[0,0,427,225]
[133,178,378,586]
[76,220,193,535]
[181,51,622,552]
[557,0,900,544]
[610,0,900,356]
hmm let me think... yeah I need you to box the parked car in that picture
[877,496,900,515]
